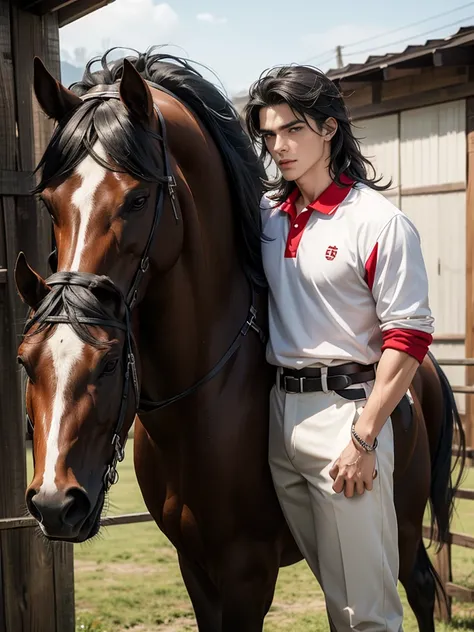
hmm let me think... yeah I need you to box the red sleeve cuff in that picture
[381,328,433,363]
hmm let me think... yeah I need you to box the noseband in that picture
[24,88,265,492]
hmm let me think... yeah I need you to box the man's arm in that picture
[330,213,434,497]
[352,348,418,446]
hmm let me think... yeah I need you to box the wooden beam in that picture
[391,55,435,70]
[382,67,423,81]
[434,47,474,67]
[422,526,474,548]
[446,583,474,602]
[340,80,376,91]
[432,333,465,343]
[0,269,6,284]
[433,544,452,622]
[16,0,74,14]
[0,7,73,631]
[401,182,466,196]
[466,97,474,461]
[455,488,474,500]
[451,531,474,549]
[52,542,75,631]
[0,511,155,530]
[101,512,155,527]
[452,446,474,459]
[349,80,474,120]
[342,69,384,83]
[58,0,114,27]
[0,170,35,196]
[449,385,474,394]
[436,358,474,365]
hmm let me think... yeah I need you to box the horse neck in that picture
[137,139,250,403]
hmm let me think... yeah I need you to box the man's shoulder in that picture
[349,184,408,232]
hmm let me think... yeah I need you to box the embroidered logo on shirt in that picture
[325,245,338,261]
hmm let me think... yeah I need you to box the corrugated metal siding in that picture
[357,114,400,204]
[400,100,466,188]
[402,192,465,336]
[359,101,467,409]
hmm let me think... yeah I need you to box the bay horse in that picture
[16,50,465,632]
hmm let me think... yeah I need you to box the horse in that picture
[15,50,465,632]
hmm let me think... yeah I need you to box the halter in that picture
[24,88,266,492]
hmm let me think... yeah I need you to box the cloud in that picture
[196,12,227,25]
[60,1,179,68]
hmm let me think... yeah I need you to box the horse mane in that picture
[35,48,266,287]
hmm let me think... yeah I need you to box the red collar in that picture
[280,174,354,220]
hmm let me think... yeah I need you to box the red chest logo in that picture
[325,245,338,261]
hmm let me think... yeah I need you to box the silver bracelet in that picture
[351,423,378,453]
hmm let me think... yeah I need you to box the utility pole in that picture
[336,45,344,68]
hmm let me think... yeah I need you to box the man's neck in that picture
[294,160,332,212]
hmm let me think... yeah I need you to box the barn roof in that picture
[327,26,474,83]
[15,0,114,27]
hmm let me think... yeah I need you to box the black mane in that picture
[36,48,266,286]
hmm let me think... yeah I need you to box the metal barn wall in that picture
[401,101,466,409]
[358,100,467,409]
[356,114,400,206]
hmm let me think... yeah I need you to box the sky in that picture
[59,0,474,97]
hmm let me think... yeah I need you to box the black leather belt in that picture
[279,363,375,400]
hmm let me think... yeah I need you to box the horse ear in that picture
[119,59,154,123]
[15,253,51,308]
[34,57,82,121]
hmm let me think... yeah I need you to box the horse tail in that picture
[426,351,466,548]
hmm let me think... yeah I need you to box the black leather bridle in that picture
[24,91,266,492]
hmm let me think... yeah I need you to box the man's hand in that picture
[329,440,377,497]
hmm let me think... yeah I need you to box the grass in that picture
[29,444,474,632]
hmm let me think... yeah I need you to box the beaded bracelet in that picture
[351,423,378,453]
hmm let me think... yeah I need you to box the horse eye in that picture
[132,196,147,211]
[102,358,119,376]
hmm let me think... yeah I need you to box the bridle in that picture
[24,88,266,492]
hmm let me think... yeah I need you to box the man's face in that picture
[259,103,334,181]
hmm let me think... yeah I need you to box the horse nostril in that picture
[62,488,91,527]
[26,488,42,522]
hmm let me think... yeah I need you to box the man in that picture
[244,65,434,631]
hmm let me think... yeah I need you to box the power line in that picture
[345,14,474,58]
[299,49,336,66]
[343,1,474,51]
[299,1,474,65]
[299,50,336,66]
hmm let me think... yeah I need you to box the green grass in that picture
[29,445,474,631]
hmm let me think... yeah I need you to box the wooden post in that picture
[465,96,474,463]
[433,543,453,622]
[0,2,74,630]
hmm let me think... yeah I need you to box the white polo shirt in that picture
[261,178,434,369]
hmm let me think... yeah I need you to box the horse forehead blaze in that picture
[39,324,85,495]
[69,143,107,272]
